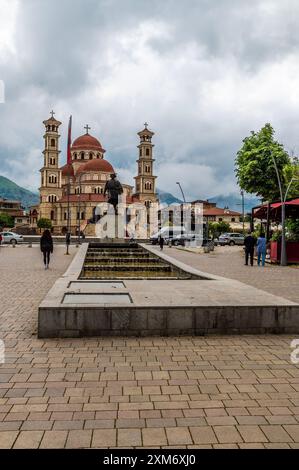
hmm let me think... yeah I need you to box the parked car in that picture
[171,233,204,246]
[0,231,24,245]
[218,232,245,246]
[150,226,187,245]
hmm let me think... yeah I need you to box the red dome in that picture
[61,163,74,177]
[71,133,105,152]
[77,159,115,174]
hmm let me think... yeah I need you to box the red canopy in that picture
[254,197,299,220]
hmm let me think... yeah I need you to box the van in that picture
[150,226,186,245]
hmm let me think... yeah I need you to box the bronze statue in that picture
[104,173,123,214]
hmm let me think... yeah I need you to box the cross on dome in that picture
[84,124,91,134]
[50,110,55,118]
[144,122,148,129]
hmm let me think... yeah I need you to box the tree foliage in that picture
[283,157,299,199]
[0,213,14,228]
[37,218,52,229]
[209,221,231,238]
[235,123,291,201]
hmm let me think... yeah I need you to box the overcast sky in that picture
[1,0,299,200]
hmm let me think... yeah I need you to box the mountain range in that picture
[0,176,39,208]
[0,175,260,212]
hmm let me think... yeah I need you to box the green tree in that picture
[209,221,231,238]
[0,213,14,228]
[283,156,299,199]
[235,123,291,201]
[37,218,52,230]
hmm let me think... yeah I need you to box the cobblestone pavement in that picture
[0,245,299,449]
[159,245,299,303]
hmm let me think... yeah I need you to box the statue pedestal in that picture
[94,212,126,242]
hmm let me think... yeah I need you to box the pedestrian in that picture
[40,229,53,269]
[244,231,256,266]
[159,235,164,251]
[257,232,267,267]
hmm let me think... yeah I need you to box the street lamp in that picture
[77,172,86,245]
[271,152,298,266]
[241,190,245,234]
[176,182,186,203]
[176,182,186,237]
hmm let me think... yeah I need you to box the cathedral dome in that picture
[77,159,115,174]
[71,133,105,152]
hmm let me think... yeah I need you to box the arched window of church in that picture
[97,153,100,159]
[89,153,93,160]
[50,210,55,221]
[74,153,77,160]
[81,152,85,160]
[146,148,150,156]
[51,138,55,147]
[139,149,142,157]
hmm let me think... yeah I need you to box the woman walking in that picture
[40,229,53,269]
[257,232,267,267]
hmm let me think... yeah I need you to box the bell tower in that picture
[39,111,62,222]
[134,123,157,206]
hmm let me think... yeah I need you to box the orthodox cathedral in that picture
[34,112,158,235]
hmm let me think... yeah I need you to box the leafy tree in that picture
[235,123,291,201]
[209,221,231,238]
[283,156,299,199]
[37,218,52,230]
[285,218,299,242]
[0,213,14,228]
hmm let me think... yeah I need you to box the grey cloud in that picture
[1,0,299,198]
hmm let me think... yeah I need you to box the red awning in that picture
[287,198,299,205]
[253,197,299,220]
[270,198,299,209]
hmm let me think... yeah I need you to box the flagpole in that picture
[65,115,72,255]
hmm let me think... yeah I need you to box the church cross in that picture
[144,122,148,129]
[84,124,91,134]
[50,110,55,118]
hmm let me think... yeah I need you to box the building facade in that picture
[34,113,158,235]
[0,197,29,227]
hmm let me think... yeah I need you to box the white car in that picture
[0,231,24,245]
[150,226,187,245]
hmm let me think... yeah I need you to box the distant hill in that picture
[0,176,39,208]
[157,188,183,205]
[208,192,261,212]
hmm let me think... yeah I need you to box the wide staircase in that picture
[80,243,191,279]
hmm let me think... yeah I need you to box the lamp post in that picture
[176,182,186,203]
[176,182,186,237]
[271,152,298,266]
[241,190,245,234]
[77,172,85,245]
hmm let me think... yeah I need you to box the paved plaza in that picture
[160,245,299,304]
[0,245,299,448]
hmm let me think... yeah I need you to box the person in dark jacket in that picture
[159,236,165,251]
[40,229,53,269]
[244,231,256,266]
